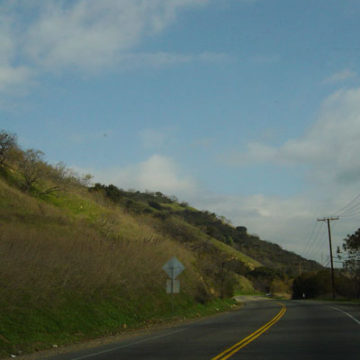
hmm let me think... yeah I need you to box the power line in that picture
[301,192,360,268]
[339,210,360,219]
[303,220,319,251]
[340,202,360,216]
[303,221,322,255]
[345,224,360,237]
[311,231,329,260]
[303,221,327,260]
[334,192,360,216]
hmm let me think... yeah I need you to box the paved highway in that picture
[42,299,360,360]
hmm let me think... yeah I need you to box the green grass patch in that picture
[161,202,189,212]
[233,275,258,295]
[43,191,103,219]
[210,238,262,269]
[0,293,237,357]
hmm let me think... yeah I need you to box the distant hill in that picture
[89,183,321,277]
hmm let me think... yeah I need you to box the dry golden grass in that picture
[0,177,202,308]
[0,223,184,300]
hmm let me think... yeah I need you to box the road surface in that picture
[41,299,360,360]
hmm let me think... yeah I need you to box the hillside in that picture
[89,183,321,276]
[0,130,321,356]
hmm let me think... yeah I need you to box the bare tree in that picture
[20,149,45,191]
[80,173,93,187]
[0,130,17,166]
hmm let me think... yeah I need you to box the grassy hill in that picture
[88,183,320,276]
[0,130,321,356]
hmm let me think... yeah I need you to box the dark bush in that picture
[148,200,162,210]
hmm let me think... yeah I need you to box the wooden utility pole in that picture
[317,217,339,299]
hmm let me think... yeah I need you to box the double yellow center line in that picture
[211,302,286,360]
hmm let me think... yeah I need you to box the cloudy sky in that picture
[2,0,360,264]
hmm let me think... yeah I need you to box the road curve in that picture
[40,299,360,360]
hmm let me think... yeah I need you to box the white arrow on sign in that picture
[162,256,185,280]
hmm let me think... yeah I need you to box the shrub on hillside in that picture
[148,200,163,210]
[247,267,285,293]
[0,130,17,166]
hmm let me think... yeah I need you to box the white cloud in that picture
[0,11,32,93]
[0,65,32,93]
[324,69,357,84]
[227,87,360,187]
[137,155,195,194]
[19,0,210,71]
[88,154,196,196]
[0,0,223,94]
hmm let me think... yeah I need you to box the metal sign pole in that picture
[162,257,185,313]
[171,267,174,312]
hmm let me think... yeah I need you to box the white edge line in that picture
[70,328,186,360]
[330,306,360,326]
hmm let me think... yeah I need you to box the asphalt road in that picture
[42,299,360,360]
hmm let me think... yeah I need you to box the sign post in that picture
[162,257,185,311]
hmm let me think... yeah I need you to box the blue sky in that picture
[2,0,360,264]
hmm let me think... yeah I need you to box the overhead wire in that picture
[311,227,329,262]
[302,221,321,258]
[339,202,360,216]
[333,192,360,221]
[323,257,331,268]
[334,192,360,216]
[302,192,360,264]
[316,193,360,268]
[339,210,360,219]
[303,221,327,261]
